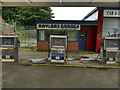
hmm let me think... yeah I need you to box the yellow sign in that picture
[109,58,113,61]
[56,57,60,60]
[6,55,10,59]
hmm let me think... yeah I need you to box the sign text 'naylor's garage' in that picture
[37,24,80,30]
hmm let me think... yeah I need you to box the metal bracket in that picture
[60,0,62,5]
[26,0,32,4]
[0,0,3,4]
[90,0,94,4]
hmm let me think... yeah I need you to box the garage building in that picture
[37,7,120,52]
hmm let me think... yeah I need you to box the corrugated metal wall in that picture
[102,17,120,36]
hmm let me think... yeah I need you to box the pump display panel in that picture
[2,37,15,48]
[50,35,67,49]
[104,39,120,50]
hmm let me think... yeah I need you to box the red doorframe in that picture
[96,10,104,52]
[81,25,97,51]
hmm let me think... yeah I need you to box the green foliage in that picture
[16,26,26,35]
[117,52,120,58]
[2,7,54,26]
[30,47,35,51]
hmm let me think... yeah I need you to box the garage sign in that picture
[104,10,120,17]
[37,24,80,30]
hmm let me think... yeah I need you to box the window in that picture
[39,30,78,41]
[66,30,78,41]
[39,30,51,41]
[52,30,65,35]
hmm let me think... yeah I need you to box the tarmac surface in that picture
[2,49,119,88]
[2,64,118,88]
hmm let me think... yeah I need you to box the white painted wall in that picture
[85,11,98,21]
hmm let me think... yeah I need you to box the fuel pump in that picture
[103,37,120,64]
[1,35,20,62]
[49,35,67,63]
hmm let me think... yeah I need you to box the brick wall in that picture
[67,42,79,52]
[0,16,14,34]
[37,41,79,52]
[37,41,49,51]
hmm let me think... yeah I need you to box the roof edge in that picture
[36,20,98,25]
[82,7,120,21]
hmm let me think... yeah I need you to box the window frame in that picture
[38,29,79,42]
[66,30,79,42]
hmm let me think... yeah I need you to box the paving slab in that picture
[18,48,120,68]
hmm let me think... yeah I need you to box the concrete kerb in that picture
[2,62,120,69]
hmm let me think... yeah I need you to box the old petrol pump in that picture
[1,35,20,62]
[103,37,120,64]
[49,35,68,63]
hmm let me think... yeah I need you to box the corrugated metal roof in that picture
[0,0,119,6]
[1,0,120,2]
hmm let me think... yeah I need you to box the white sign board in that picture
[37,24,81,30]
[104,10,120,17]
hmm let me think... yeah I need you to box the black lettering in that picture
[53,24,55,28]
[107,11,113,15]
[61,25,63,28]
[44,25,47,28]
[73,25,76,28]
[71,25,74,28]
[54,24,57,28]
[42,24,45,28]
[65,24,67,28]
[68,25,70,28]
[57,25,59,28]
[64,24,67,28]
[107,11,110,15]
[77,25,79,28]
[114,11,117,15]
[44,25,48,28]
[118,11,120,15]
[48,25,51,28]
[111,11,114,15]
[51,25,53,28]
[39,24,42,28]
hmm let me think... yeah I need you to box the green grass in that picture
[21,42,37,44]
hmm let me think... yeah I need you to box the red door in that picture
[86,30,97,51]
